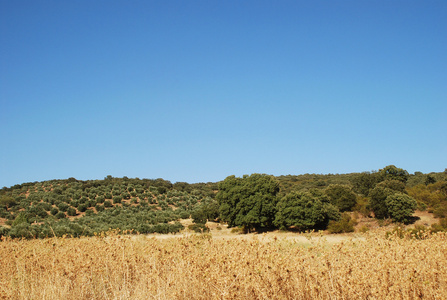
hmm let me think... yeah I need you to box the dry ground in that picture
[1,228,446,299]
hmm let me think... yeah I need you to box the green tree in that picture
[425,175,436,186]
[274,191,340,231]
[369,184,417,222]
[324,184,357,212]
[191,197,220,224]
[368,186,395,219]
[12,212,29,226]
[351,172,382,196]
[385,193,417,223]
[0,195,17,209]
[67,207,77,216]
[217,174,279,232]
[376,180,406,193]
[57,202,69,212]
[379,165,409,183]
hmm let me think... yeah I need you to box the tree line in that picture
[214,165,447,233]
[0,166,446,238]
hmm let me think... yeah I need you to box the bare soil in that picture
[150,211,442,243]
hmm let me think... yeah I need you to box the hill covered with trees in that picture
[0,166,446,238]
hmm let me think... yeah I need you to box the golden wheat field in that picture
[1,230,446,300]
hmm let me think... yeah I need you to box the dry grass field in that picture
[1,228,446,300]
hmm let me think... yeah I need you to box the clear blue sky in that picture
[1,1,446,187]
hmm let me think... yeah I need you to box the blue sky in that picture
[1,0,446,187]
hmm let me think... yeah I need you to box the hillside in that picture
[0,168,446,239]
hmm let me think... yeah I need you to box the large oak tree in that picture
[217,174,279,232]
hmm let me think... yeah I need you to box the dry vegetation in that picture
[1,229,446,300]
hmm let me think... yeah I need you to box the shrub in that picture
[55,211,66,219]
[327,213,357,233]
[12,212,29,226]
[359,225,370,233]
[230,227,244,234]
[95,204,105,212]
[433,204,447,218]
[113,196,122,204]
[188,223,210,233]
[57,202,69,212]
[431,218,447,232]
[67,207,77,216]
[0,226,10,237]
[78,204,88,212]
[8,223,36,239]
[104,200,113,208]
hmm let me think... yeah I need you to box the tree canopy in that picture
[379,165,409,183]
[324,184,357,212]
[216,174,279,232]
[274,190,340,231]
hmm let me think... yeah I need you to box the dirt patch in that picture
[144,220,366,244]
[147,211,440,243]
[409,210,439,227]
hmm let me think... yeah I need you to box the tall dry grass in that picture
[1,231,446,299]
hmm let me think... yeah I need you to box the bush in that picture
[57,202,69,212]
[327,213,357,233]
[67,207,77,216]
[113,196,122,204]
[55,211,66,219]
[0,226,10,237]
[433,204,447,218]
[8,223,36,239]
[431,218,447,232]
[104,200,113,208]
[188,223,210,233]
[12,212,29,226]
[78,204,88,212]
[359,225,370,233]
[95,204,105,212]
